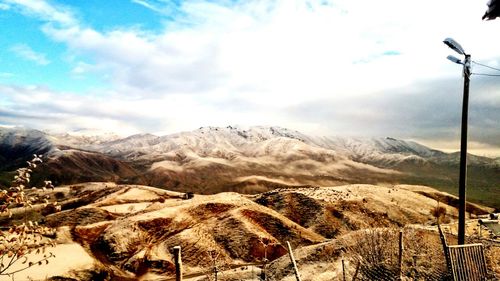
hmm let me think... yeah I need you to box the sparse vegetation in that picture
[430,202,449,224]
[345,228,449,280]
[0,155,60,279]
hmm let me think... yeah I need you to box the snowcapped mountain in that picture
[0,127,139,185]
[307,136,446,167]
[0,127,56,169]
[95,126,326,161]
[0,126,498,207]
[1,125,497,169]
[52,131,121,147]
[0,127,55,152]
[78,125,478,168]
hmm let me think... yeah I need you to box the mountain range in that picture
[0,126,498,208]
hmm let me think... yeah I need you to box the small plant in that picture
[0,155,60,279]
[204,249,231,281]
[430,202,448,224]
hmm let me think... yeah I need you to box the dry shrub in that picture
[346,228,400,280]
[346,227,449,280]
[430,205,449,224]
[0,155,60,279]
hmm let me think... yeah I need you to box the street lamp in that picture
[443,37,471,245]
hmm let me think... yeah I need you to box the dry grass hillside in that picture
[41,183,324,280]
[5,182,497,281]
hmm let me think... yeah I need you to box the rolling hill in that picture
[5,182,495,280]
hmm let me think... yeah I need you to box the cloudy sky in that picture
[0,0,499,156]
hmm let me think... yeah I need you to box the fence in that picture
[164,242,300,281]
[157,227,498,281]
[447,244,488,281]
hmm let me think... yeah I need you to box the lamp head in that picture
[447,55,463,64]
[443,38,465,55]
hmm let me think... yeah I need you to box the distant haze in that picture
[0,0,499,157]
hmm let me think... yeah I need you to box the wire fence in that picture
[344,227,450,281]
[162,227,499,281]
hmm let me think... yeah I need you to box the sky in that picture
[0,0,500,157]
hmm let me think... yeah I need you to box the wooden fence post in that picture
[352,261,360,281]
[286,241,302,281]
[438,224,452,274]
[208,250,219,281]
[342,258,346,281]
[260,263,267,281]
[173,246,182,281]
[398,230,404,281]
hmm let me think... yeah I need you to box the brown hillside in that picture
[11,182,495,281]
[45,183,324,280]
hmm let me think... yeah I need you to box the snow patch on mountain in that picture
[0,126,496,170]
[0,127,56,154]
[52,132,122,147]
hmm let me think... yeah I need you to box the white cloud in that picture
[70,61,101,77]
[32,0,497,101]
[10,44,50,65]
[415,139,500,158]
[4,0,75,26]
[2,0,500,155]
[0,3,10,10]
[131,0,163,13]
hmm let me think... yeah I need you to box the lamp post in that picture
[443,38,471,245]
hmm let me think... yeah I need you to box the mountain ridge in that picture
[0,126,498,208]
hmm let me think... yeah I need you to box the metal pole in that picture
[458,54,471,245]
